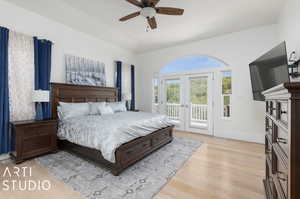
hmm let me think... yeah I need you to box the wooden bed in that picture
[51,83,174,176]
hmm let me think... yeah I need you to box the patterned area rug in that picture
[36,137,201,199]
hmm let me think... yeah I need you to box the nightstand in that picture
[10,120,58,164]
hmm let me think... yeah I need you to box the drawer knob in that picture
[278,177,287,181]
[280,110,287,114]
[278,174,287,181]
[277,137,287,144]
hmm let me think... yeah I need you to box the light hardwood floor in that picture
[0,131,265,199]
[154,131,265,199]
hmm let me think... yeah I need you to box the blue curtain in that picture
[34,37,52,120]
[0,27,10,154]
[131,65,135,110]
[116,61,122,101]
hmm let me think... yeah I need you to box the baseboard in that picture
[214,131,264,144]
[0,153,10,161]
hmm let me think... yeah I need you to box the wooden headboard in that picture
[51,83,118,119]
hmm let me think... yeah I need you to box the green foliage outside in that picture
[156,74,232,106]
[166,81,180,103]
[222,77,232,94]
[222,76,232,106]
[223,95,230,105]
[190,78,208,104]
[166,78,208,104]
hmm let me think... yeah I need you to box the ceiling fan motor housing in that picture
[141,7,156,18]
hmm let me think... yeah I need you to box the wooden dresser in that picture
[262,83,300,199]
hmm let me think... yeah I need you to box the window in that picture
[190,77,208,105]
[221,71,232,118]
[166,79,180,104]
[160,56,226,74]
[152,76,159,113]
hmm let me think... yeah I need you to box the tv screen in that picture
[249,42,290,101]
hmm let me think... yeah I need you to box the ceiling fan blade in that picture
[156,7,184,15]
[149,0,160,6]
[119,12,141,21]
[147,17,157,29]
[126,0,143,8]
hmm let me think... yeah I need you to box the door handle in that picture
[277,137,287,144]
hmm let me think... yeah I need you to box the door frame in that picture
[184,73,214,135]
[159,71,215,136]
[160,76,185,131]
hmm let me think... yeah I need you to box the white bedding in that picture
[58,112,173,163]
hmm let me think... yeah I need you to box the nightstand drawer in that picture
[22,134,54,154]
[23,124,56,139]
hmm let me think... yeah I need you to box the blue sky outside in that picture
[160,56,226,74]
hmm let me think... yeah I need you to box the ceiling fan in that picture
[119,0,184,30]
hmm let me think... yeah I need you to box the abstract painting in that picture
[65,54,106,86]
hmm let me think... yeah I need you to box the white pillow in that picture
[98,106,114,115]
[107,101,127,113]
[58,102,90,119]
[57,106,64,120]
[89,102,106,115]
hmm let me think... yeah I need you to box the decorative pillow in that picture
[107,101,127,113]
[89,102,106,115]
[98,105,114,115]
[58,102,90,119]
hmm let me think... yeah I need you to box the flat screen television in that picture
[249,42,290,101]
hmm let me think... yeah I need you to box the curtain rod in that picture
[7,30,53,44]
[1,25,54,44]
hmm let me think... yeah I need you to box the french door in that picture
[161,73,213,135]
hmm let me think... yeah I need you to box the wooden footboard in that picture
[58,125,174,176]
[113,125,174,175]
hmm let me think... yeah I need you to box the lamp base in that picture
[36,102,44,121]
[126,100,132,111]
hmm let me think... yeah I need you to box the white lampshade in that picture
[32,90,50,102]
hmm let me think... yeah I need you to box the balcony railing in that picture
[164,103,208,122]
[166,103,181,120]
[191,104,208,122]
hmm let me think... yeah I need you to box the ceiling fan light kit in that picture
[141,7,156,18]
[120,0,184,30]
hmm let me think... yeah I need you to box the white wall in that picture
[136,25,280,143]
[278,0,300,59]
[0,0,136,87]
[0,0,284,144]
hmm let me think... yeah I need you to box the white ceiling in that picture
[6,0,285,53]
